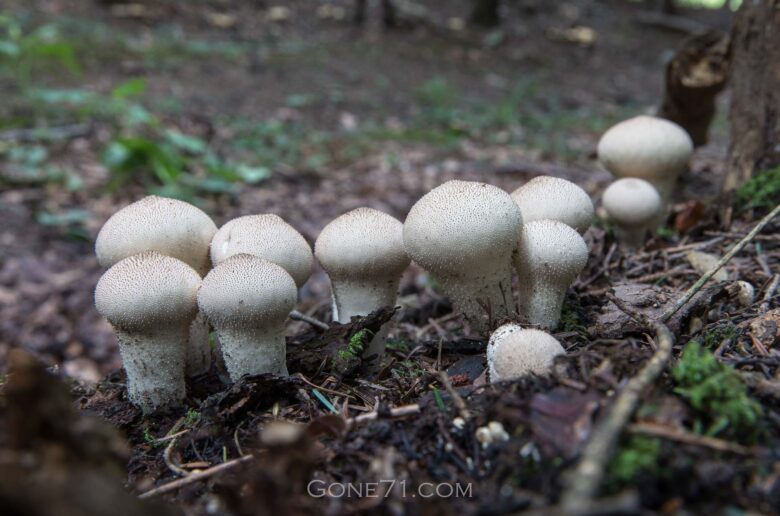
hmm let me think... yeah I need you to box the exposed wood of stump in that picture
[724,0,780,192]
[658,30,729,147]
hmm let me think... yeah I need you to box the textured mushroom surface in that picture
[510,176,594,235]
[198,254,297,380]
[94,251,201,413]
[515,220,588,329]
[403,180,523,332]
[95,195,217,276]
[602,178,662,248]
[597,115,693,200]
[210,214,313,288]
[487,324,564,381]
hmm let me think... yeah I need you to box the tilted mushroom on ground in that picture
[94,251,201,413]
[510,176,594,235]
[602,178,662,249]
[198,254,297,381]
[487,324,565,382]
[95,195,217,376]
[210,214,313,288]
[515,220,588,329]
[403,180,523,333]
[597,115,693,205]
[314,207,410,365]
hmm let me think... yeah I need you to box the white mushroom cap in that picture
[94,251,201,413]
[315,207,409,321]
[510,176,594,235]
[597,115,693,200]
[95,195,217,276]
[515,220,588,329]
[198,254,297,381]
[403,180,523,332]
[602,178,662,248]
[210,214,313,288]
[487,324,564,382]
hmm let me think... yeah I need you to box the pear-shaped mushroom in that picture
[597,115,693,202]
[510,176,594,235]
[315,208,409,365]
[487,324,564,382]
[94,251,201,413]
[403,180,523,333]
[95,195,217,376]
[210,214,313,288]
[198,254,297,381]
[515,220,588,329]
[602,178,662,249]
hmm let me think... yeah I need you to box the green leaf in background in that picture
[0,40,19,57]
[36,209,91,226]
[30,42,80,74]
[111,78,147,100]
[235,164,271,183]
[164,129,208,154]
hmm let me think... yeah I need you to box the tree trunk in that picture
[658,30,729,147]
[470,0,501,27]
[724,0,780,193]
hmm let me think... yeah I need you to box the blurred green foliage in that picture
[608,435,661,485]
[736,166,780,209]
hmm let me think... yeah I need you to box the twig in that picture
[760,274,780,313]
[661,203,780,322]
[438,371,470,420]
[560,322,674,515]
[138,454,254,499]
[628,422,760,456]
[346,403,420,426]
[289,310,329,331]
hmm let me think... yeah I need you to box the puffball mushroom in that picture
[95,195,218,376]
[487,324,564,382]
[314,208,410,364]
[403,180,523,333]
[510,176,594,235]
[94,251,201,413]
[198,254,297,381]
[515,220,588,329]
[597,115,693,202]
[602,178,662,249]
[210,214,313,288]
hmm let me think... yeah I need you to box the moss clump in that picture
[699,323,738,349]
[736,165,780,209]
[608,436,661,485]
[337,329,371,360]
[672,341,762,439]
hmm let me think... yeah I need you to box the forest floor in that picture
[2,0,779,514]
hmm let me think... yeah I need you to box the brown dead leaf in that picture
[674,200,706,233]
[748,308,780,349]
[685,250,729,282]
[530,387,601,459]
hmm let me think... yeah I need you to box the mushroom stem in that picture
[439,266,516,332]
[331,279,401,324]
[218,326,289,378]
[186,312,211,376]
[115,327,187,413]
[516,283,567,330]
[612,226,649,249]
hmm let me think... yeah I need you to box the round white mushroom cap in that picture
[602,178,662,228]
[510,176,594,235]
[95,251,201,332]
[198,254,297,330]
[597,115,693,196]
[487,324,565,382]
[210,214,313,287]
[403,180,522,273]
[95,195,217,276]
[315,207,409,282]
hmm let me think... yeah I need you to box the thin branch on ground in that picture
[346,403,420,427]
[438,371,470,420]
[760,274,780,313]
[628,422,761,456]
[662,203,780,322]
[139,454,255,499]
[289,310,329,330]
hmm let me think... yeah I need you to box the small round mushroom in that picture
[515,220,588,329]
[94,251,201,413]
[95,195,218,376]
[403,180,523,333]
[597,115,693,202]
[510,176,594,235]
[487,324,565,382]
[602,178,662,249]
[198,254,297,381]
[210,214,313,288]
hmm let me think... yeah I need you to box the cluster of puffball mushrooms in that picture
[94,115,694,413]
